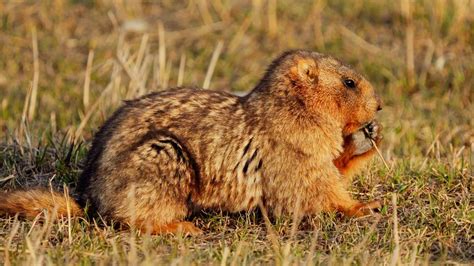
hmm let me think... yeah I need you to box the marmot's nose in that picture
[375,95,383,111]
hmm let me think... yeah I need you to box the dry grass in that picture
[0,0,473,264]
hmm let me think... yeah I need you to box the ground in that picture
[0,0,472,264]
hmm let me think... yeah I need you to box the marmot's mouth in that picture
[343,122,369,136]
[358,121,373,131]
[359,122,370,130]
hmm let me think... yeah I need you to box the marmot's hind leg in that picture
[138,221,202,235]
[113,133,201,235]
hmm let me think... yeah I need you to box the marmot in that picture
[0,50,383,235]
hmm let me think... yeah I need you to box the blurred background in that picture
[0,1,473,263]
[0,0,472,147]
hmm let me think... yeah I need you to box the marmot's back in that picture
[77,88,258,216]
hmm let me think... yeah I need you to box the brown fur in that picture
[0,50,383,235]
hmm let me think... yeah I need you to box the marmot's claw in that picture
[363,120,381,141]
[347,200,382,217]
[353,120,383,155]
[358,200,382,216]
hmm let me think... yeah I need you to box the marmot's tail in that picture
[0,189,82,218]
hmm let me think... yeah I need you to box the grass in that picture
[0,0,473,264]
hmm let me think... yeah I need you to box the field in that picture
[0,0,473,264]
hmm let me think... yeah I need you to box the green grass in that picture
[0,0,473,264]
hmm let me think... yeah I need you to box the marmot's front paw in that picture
[363,120,382,144]
[352,121,383,155]
[346,200,382,217]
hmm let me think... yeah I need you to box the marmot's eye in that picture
[343,79,356,89]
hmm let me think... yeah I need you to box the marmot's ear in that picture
[290,57,319,84]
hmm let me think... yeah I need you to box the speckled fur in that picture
[0,50,383,234]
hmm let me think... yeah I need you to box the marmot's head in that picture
[257,50,382,135]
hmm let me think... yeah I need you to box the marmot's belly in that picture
[194,172,263,212]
